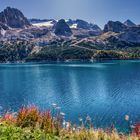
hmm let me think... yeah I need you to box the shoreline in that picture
[1,58,140,64]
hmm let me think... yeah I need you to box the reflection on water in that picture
[0,60,140,131]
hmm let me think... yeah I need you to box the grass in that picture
[0,105,139,140]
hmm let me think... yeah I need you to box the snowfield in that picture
[32,21,54,27]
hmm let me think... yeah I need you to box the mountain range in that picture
[0,7,140,62]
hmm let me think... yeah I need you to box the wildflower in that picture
[52,103,57,108]
[4,113,13,120]
[125,115,129,121]
[86,115,91,121]
[56,107,61,110]
[3,112,16,122]
[77,126,81,130]
[62,120,66,128]
[66,122,71,130]
[79,117,83,122]
[72,127,76,131]
[12,112,18,117]
[60,112,65,116]
[134,122,140,136]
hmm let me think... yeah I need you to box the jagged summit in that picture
[124,19,136,27]
[104,21,127,33]
[0,7,30,28]
[54,19,72,36]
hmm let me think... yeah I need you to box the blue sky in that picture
[0,0,140,28]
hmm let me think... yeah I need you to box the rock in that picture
[119,26,140,43]
[0,22,9,37]
[54,19,72,36]
[124,19,136,27]
[0,7,31,28]
[76,19,91,30]
[0,22,9,30]
[104,21,127,33]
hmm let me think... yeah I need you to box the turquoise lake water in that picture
[0,60,140,131]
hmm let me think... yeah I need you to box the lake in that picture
[0,60,140,132]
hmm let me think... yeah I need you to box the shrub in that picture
[16,106,39,128]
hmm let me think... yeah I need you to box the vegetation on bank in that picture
[0,105,140,140]
[25,46,140,62]
[1,40,140,63]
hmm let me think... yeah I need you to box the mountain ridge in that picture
[0,7,31,28]
[0,7,140,62]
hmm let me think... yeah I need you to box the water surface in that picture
[0,60,140,131]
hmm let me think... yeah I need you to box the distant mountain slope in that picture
[0,7,140,62]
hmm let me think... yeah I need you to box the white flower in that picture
[125,115,129,121]
[86,115,91,121]
[12,112,18,117]
[73,127,76,131]
[52,103,57,108]
[79,117,83,122]
[60,112,65,116]
[66,122,70,129]
[62,120,66,127]
[56,107,61,110]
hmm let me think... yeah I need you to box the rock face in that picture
[0,22,9,37]
[0,22,9,30]
[104,21,127,33]
[119,26,140,43]
[76,19,91,29]
[124,19,136,27]
[66,19,102,37]
[0,7,30,28]
[66,19,101,31]
[54,19,72,36]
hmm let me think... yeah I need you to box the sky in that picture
[0,0,140,28]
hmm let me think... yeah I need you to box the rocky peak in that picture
[54,19,72,36]
[76,19,91,30]
[104,21,127,33]
[0,7,31,28]
[124,19,136,27]
[66,19,75,26]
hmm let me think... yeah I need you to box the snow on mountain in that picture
[32,21,54,27]
[124,19,136,27]
[70,23,77,29]
[1,29,6,36]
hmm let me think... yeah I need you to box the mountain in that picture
[0,7,140,62]
[124,19,136,27]
[104,21,127,33]
[28,18,102,37]
[75,19,91,29]
[0,7,30,28]
[66,19,102,37]
[54,19,72,36]
[119,26,140,43]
